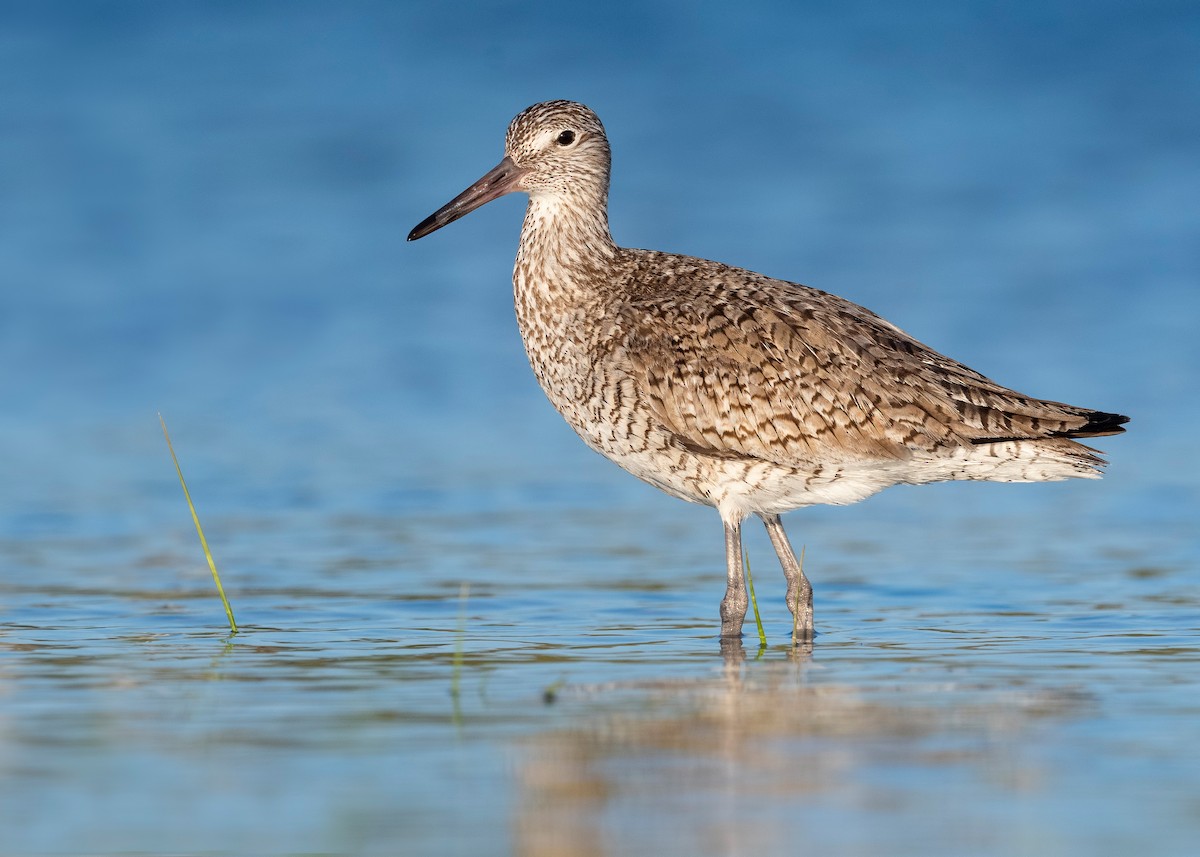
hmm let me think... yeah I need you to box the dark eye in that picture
[556,130,576,146]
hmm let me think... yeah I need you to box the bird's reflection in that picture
[513,654,1086,857]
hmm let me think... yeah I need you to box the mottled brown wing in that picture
[615,264,1107,466]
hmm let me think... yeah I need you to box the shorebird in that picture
[408,100,1128,640]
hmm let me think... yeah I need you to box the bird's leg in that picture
[761,513,814,640]
[720,520,748,638]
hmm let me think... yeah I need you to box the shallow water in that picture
[2,2,1199,856]
[3,502,1198,855]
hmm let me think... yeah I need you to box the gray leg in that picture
[720,521,747,638]
[761,513,814,639]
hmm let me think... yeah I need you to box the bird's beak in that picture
[407,156,525,241]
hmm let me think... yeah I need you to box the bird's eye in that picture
[556,130,576,146]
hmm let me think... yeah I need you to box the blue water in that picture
[1,2,1198,855]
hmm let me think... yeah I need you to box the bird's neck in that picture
[511,188,617,411]
[514,190,617,306]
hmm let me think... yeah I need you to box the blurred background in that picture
[1,2,1198,855]
[1,0,1195,536]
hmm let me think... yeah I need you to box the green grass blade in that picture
[743,549,767,649]
[159,413,238,635]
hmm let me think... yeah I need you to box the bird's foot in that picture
[787,580,815,641]
[720,588,747,638]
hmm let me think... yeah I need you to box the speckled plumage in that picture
[408,100,1128,639]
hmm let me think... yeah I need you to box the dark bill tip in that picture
[407,156,524,242]
[406,214,439,242]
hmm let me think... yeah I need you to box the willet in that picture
[408,100,1128,640]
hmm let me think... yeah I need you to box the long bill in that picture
[407,155,525,241]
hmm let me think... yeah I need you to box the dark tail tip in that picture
[1057,410,1130,439]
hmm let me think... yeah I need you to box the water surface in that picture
[1,2,1198,855]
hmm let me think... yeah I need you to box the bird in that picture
[407,100,1128,640]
